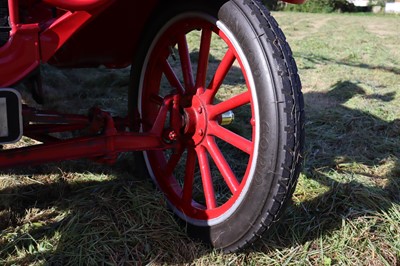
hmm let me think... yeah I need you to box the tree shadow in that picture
[297,53,400,75]
[252,80,399,253]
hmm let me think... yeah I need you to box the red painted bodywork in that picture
[0,0,304,87]
[0,0,303,168]
[0,0,161,87]
[42,0,111,11]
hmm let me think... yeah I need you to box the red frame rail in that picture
[0,96,179,169]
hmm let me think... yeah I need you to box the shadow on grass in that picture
[297,53,400,75]
[253,80,399,253]
[0,80,399,264]
[0,156,210,265]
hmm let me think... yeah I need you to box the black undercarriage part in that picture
[0,0,10,47]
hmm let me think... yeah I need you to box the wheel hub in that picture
[183,95,208,146]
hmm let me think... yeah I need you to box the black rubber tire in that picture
[129,0,304,253]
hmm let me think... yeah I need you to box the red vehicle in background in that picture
[0,0,305,252]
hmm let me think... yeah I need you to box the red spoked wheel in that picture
[129,0,304,252]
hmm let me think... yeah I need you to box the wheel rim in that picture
[138,14,259,225]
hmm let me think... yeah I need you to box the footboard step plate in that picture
[0,89,22,144]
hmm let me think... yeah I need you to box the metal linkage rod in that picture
[0,97,176,169]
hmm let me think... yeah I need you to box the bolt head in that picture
[168,131,177,140]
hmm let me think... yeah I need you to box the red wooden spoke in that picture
[208,121,253,155]
[162,59,185,94]
[150,93,164,105]
[177,34,195,94]
[196,145,217,209]
[195,28,212,91]
[182,147,196,205]
[208,90,251,119]
[164,148,184,178]
[204,48,235,102]
[171,95,181,133]
[205,136,239,193]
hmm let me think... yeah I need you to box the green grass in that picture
[1,11,399,265]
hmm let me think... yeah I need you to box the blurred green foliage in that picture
[261,0,363,13]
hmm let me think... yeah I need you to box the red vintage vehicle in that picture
[0,0,305,252]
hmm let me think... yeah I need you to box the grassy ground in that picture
[1,11,399,265]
